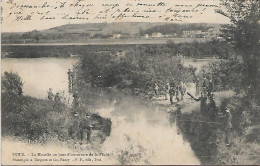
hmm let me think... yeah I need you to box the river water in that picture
[1,58,77,98]
[1,58,200,164]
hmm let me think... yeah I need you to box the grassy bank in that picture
[1,91,112,148]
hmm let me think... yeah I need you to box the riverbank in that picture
[1,91,112,149]
[152,90,260,165]
[1,91,201,165]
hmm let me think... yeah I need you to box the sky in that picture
[1,0,230,32]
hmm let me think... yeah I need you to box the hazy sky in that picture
[1,0,230,32]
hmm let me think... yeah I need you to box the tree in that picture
[216,0,260,100]
[2,71,23,96]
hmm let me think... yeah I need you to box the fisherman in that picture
[79,113,93,144]
[169,86,175,105]
[208,94,217,120]
[207,78,214,97]
[165,82,170,100]
[180,81,187,100]
[202,77,207,89]
[154,83,159,96]
[72,91,80,108]
[187,91,207,116]
[69,112,80,140]
[54,92,61,102]
[194,77,199,96]
[53,92,62,112]
[175,84,180,102]
[170,78,176,89]
[47,88,54,100]
[71,71,76,87]
[67,69,72,83]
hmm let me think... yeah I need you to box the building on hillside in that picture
[183,30,202,35]
[163,33,177,38]
[144,34,149,38]
[152,32,162,38]
[112,33,121,39]
[182,30,203,38]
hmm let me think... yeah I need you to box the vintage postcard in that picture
[1,0,260,165]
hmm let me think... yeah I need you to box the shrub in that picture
[2,71,23,95]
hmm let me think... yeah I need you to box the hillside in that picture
[1,22,221,44]
[42,22,165,34]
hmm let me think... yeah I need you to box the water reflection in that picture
[98,97,200,164]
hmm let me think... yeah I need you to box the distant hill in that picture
[41,22,166,34]
[41,22,221,34]
[1,22,222,44]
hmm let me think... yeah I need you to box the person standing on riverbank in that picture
[72,91,80,109]
[169,78,176,104]
[79,113,93,144]
[169,86,175,104]
[69,112,80,140]
[202,77,207,89]
[165,82,170,100]
[67,69,72,83]
[180,81,186,100]
[207,78,214,97]
[54,92,61,102]
[53,92,63,112]
[170,78,176,89]
[68,69,73,93]
[47,88,54,100]
[175,84,180,102]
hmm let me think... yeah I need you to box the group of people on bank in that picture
[154,79,187,104]
[47,87,93,144]
[69,111,93,144]
[153,76,215,105]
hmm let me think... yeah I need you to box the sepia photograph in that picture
[1,0,260,165]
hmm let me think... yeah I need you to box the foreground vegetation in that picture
[174,94,260,164]
[179,1,260,164]
[1,72,111,148]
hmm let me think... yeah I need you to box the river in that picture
[1,57,201,164]
[1,58,77,98]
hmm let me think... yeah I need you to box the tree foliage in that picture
[216,0,260,100]
[73,45,195,103]
[2,71,23,95]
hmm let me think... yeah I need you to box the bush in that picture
[1,90,112,145]
[2,71,23,95]
[198,57,246,92]
[73,45,195,105]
